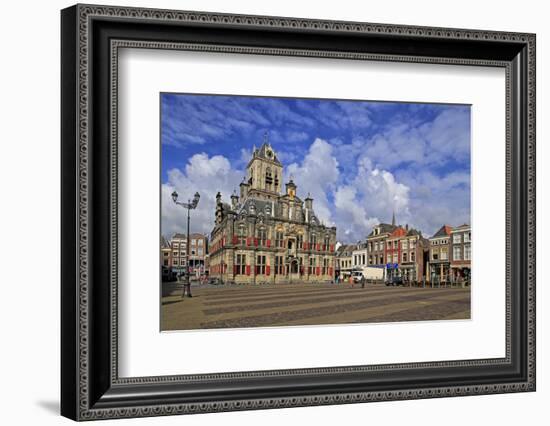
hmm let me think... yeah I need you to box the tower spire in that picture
[392,210,396,226]
[263,131,268,145]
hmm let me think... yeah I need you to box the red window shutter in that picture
[266,239,271,248]
[246,237,251,246]
[254,238,258,246]
[303,242,308,250]
[266,265,270,276]
[317,243,321,251]
[330,244,334,252]
[300,266,304,274]
[232,235,238,245]
[329,267,333,276]
[246,265,250,275]
[317,266,321,275]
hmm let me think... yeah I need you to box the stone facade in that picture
[209,141,337,284]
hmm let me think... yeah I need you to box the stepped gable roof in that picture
[431,225,453,239]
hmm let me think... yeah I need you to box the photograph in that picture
[160,93,472,331]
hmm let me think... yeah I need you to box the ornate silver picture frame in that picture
[61,4,535,421]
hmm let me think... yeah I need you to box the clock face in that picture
[267,150,273,158]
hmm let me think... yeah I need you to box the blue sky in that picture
[161,93,471,243]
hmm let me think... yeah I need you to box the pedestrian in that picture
[361,275,366,289]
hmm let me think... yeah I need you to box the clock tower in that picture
[246,133,283,200]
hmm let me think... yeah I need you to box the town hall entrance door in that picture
[289,259,300,283]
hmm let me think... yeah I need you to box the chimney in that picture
[406,224,409,230]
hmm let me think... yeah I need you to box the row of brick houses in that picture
[335,216,471,285]
[160,233,209,278]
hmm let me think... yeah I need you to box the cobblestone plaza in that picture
[161,283,470,331]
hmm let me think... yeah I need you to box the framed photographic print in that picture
[61,4,536,421]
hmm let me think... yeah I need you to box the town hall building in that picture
[208,138,337,284]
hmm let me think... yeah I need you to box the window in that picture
[236,226,244,245]
[235,254,246,275]
[257,228,267,246]
[387,241,391,249]
[173,259,178,265]
[256,255,266,275]
[392,254,398,263]
[309,233,317,248]
[411,251,416,262]
[402,252,407,262]
[387,255,392,263]
[432,249,439,261]
[453,246,462,260]
[275,231,284,248]
[441,247,448,260]
[192,239,197,245]
[464,232,471,243]
[197,248,203,256]
[172,251,178,257]
[163,259,168,266]
[453,234,462,244]
[394,241,398,249]
[275,255,284,275]
[379,255,384,264]
[173,243,179,248]
[368,255,373,265]
[464,245,471,260]
[362,254,366,265]
[410,239,416,248]
[323,258,329,275]
[324,235,330,251]
[198,239,204,246]
[402,240,408,250]
[309,257,316,275]
[368,242,372,252]
[374,242,378,251]
[297,234,303,249]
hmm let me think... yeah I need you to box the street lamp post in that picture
[171,190,200,298]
